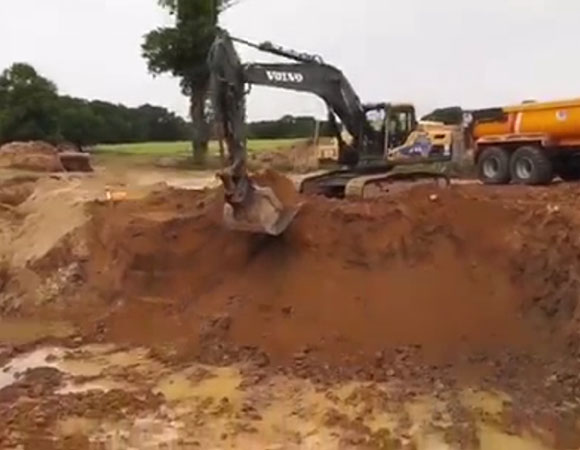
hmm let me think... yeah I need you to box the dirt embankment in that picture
[14,174,576,375]
[0,142,65,172]
[2,173,580,448]
[250,139,321,172]
[0,141,93,173]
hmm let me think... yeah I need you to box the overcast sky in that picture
[2,0,579,120]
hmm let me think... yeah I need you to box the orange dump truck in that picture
[472,98,580,185]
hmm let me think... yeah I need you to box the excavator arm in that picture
[242,63,365,147]
[208,29,377,235]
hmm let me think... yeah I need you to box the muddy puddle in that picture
[0,342,564,449]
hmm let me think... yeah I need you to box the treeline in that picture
[59,98,190,145]
[247,115,333,140]
[0,63,190,148]
[0,63,331,149]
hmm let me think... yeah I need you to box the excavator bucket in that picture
[223,183,300,236]
[219,170,301,236]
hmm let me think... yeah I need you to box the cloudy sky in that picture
[1,0,579,120]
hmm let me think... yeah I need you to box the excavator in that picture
[208,29,452,236]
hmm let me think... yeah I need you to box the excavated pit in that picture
[28,173,578,373]
[3,173,580,448]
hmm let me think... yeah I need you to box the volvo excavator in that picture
[208,29,452,236]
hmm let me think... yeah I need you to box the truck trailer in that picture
[472,98,580,185]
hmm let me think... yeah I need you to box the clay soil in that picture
[0,141,66,172]
[1,168,580,449]
[0,141,93,173]
[69,176,580,365]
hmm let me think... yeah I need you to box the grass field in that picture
[95,139,302,156]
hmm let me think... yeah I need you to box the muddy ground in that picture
[1,159,580,449]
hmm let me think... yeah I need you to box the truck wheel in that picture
[510,146,553,185]
[477,146,511,184]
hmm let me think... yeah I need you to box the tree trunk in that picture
[190,90,210,166]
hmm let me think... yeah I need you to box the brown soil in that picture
[0,141,93,173]
[0,176,37,206]
[22,175,578,374]
[251,139,320,172]
[253,168,302,208]
[0,366,163,449]
[2,171,580,448]
[0,141,65,172]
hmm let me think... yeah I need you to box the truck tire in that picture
[510,146,553,185]
[477,146,511,184]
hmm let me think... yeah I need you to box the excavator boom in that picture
[208,29,304,236]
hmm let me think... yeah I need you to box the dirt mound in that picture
[0,141,92,173]
[251,139,320,172]
[2,173,580,449]
[0,141,65,172]
[0,176,37,206]
[31,178,577,371]
[0,176,100,312]
[8,177,92,268]
[253,169,301,208]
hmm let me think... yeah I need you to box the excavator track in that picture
[298,169,450,200]
[345,171,450,199]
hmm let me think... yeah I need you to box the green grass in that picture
[95,139,303,156]
[96,141,193,156]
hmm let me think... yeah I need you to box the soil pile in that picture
[0,141,65,172]
[251,140,320,172]
[0,141,92,173]
[8,178,92,268]
[0,176,37,207]
[34,175,579,369]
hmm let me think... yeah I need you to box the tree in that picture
[0,63,60,143]
[142,0,233,164]
[134,104,188,141]
[247,116,334,140]
[87,100,134,144]
[57,96,105,150]
[0,62,190,147]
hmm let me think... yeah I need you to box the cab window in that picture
[388,111,413,147]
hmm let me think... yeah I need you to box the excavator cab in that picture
[386,104,418,149]
[384,104,452,163]
[363,103,452,164]
[363,103,419,158]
